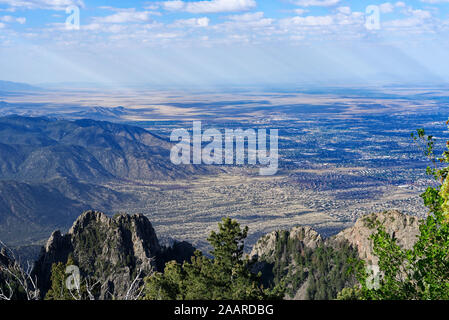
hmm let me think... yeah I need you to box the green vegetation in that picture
[45,256,100,300]
[348,124,449,300]
[45,257,78,300]
[0,262,27,300]
[6,121,449,300]
[144,218,281,300]
[257,230,359,300]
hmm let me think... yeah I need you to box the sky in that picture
[0,0,449,88]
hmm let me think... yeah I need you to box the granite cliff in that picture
[250,210,421,300]
[33,210,194,299]
[17,210,421,300]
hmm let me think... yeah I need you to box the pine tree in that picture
[144,218,280,300]
[45,257,77,300]
[351,124,449,300]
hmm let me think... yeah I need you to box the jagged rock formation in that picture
[250,226,327,300]
[25,209,421,300]
[33,210,186,299]
[250,226,322,262]
[334,210,421,264]
[250,210,422,300]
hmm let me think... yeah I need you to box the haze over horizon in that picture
[0,0,449,88]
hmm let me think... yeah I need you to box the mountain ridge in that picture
[0,115,219,246]
[32,210,195,299]
[15,209,422,300]
[249,210,421,299]
[0,80,41,92]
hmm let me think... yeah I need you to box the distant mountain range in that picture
[0,115,205,182]
[0,101,138,122]
[0,80,41,92]
[0,116,216,246]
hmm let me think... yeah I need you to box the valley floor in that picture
[105,167,427,252]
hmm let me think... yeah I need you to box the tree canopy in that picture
[348,123,449,300]
[144,217,282,300]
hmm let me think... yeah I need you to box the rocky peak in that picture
[332,210,421,264]
[250,226,322,262]
[251,210,421,266]
[68,210,110,233]
[34,210,162,299]
[249,210,422,300]
[289,226,322,249]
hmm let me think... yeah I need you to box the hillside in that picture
[0,178,136,246]
[333,210,420,264]
[1,210,422,300]
[0,80,41,92]
[0,116,218,246]
[0,115,207,182]
[250,210,421,300]
[32,210,195,299]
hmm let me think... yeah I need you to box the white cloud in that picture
[227,11,264,21]
[0,7,16,12]
[0,0,444,49]
[0,15,26,23]
[162,0,185,11]
[143,3,160,10]
[293,0,340,7]
[172,17,210,27]
[379,2,406,14]
[162,0,256,13]
[278,8,366,39]
[293,9,308,15]
[284,15,334,26]
[219,11,273,29]
[0,0,84,10]
[93,9,152,24]
[78,22,126,33]
[0,15,13,22]
[82,23,101,31]
[380,3,395,13]
[337,6,351,15]
[420,0,449,3]
[384,8,432,28]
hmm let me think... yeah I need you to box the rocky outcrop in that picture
[250,226,322,262]
[333,210,421,264]
[249,226,325,298]
[0,247,13,267]
[250,210,422,300]
[33,210,163,299]
[252,210,421,266]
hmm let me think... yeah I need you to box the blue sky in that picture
[1,0,449,88]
